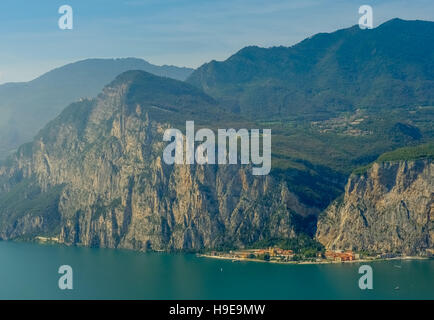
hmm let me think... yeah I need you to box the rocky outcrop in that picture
[0,71,317,251]
[316,160,433,255]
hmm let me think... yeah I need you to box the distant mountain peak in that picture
[108,69,215,103]
[109,69,163,84]
[0,58,195,160]
[187,18,434,119]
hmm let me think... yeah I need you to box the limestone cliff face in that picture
[316,160,433,255]
[0,71,315,251]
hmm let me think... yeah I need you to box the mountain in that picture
[187,19,434,176]
[1,19,433,254]
[316,143,434,255]
[0,71,319,250]
[0,58,194,160]
[187,19,434,120]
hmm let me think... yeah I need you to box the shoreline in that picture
[2,240,432,264]
[197,253,430,265]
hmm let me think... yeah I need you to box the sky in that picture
[0,0,433,84]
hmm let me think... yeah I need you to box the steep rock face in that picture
[0,71,315,251]
[316,160,433,255]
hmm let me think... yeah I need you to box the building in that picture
[325,250,355,262]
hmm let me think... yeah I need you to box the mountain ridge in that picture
[187,18,434,119]
[0,70,319,250]
[0,58,194,160]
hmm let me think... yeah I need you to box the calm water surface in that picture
[0,241,432,299]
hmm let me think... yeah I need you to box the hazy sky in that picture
[0,0,433,83]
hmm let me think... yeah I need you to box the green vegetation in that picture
[249,234,325,255]
[353,142,434,174]
[376,142,434,162]
[188,19,434,121]
[352,163,374,175]
[0,178,63,235]
[187,19,434,180]
[256,253,271,261]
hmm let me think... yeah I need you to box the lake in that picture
[0,241,432,300]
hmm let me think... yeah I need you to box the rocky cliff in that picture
[316,159,433,255]
[0,71,317,251]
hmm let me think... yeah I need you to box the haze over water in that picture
[0,241,432,300]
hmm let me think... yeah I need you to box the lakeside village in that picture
[33,236,433,263]
[199,247,434,264]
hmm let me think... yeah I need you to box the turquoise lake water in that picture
[0,241,432,300]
